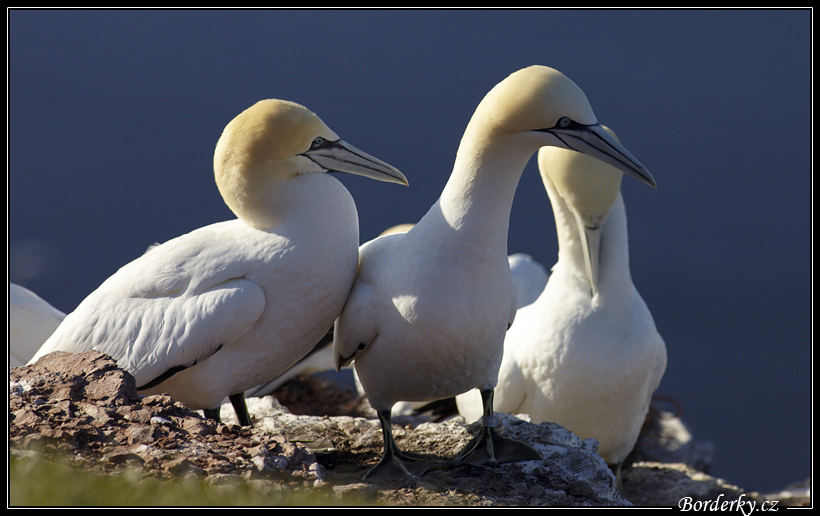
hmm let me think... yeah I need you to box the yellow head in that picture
[213,99,407,228]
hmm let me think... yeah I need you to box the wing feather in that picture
[31,223,268,388]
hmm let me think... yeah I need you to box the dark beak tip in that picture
[645,172,658,189]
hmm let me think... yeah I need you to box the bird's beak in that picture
[575,214,602,298]
[547,123,656,189]
[302,139,409,186]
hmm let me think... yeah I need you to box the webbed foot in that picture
[364,409,444,481]
[457,423,541,464]
[456,388,541,465]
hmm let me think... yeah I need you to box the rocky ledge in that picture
[8,351,810,507]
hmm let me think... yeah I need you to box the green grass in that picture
[9,452,368,507]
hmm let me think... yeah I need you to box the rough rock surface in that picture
[8,351,809,506]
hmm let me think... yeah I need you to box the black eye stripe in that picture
[554,117,586,131]
[535,118,591,133]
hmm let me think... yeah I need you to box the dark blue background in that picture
[9,9,811,494]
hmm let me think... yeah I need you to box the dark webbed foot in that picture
[456,421,541,464]
[364,409,444,482]
[456,389,541,465]
[364,449,442,482]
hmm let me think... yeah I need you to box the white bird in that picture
[373,226,550,309]
[242,223,416,400]
[384,253,547,419]
[333,65,656,481]
[9,283,66,369]
[508,253,549,308]
[243,228,547,406]
[29,99,408,426]
[455,127,667,474]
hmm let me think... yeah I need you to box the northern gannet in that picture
[9,283,66,369]
[333,66,656,481]
[375,227,549,308]
[29,99,408,426]
[455,128,667,475]
[243,223,416,400]
[508,253,549,308]
[244,229,545,406]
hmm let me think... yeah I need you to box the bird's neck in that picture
[552,190,632,292]
[437,132,533,251]
[224,171,356,235]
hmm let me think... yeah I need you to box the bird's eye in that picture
[557,117,573,129]
[310,136,327,149]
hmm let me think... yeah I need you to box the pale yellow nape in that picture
[213,99,338,229]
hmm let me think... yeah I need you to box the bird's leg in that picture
[363,409,442,482]
[203,407,221,422]
[456,388,541,465]
[229,392,253,427]
[202,393,252,427]
[610,461,624,493]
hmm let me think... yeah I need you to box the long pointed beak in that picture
[548,123,656,189]
[302,138,409,186]
[574,213,602,298]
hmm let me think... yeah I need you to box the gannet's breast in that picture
[340,223,515,410]
[484,262,667,464]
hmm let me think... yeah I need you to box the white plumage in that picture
[9,283,66,369]
[508,253,549,308]
[243,230,547,405]
[333,65,656,480]
[29,99,407,426]
[242,223,414,400]
[456,127,666,467]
